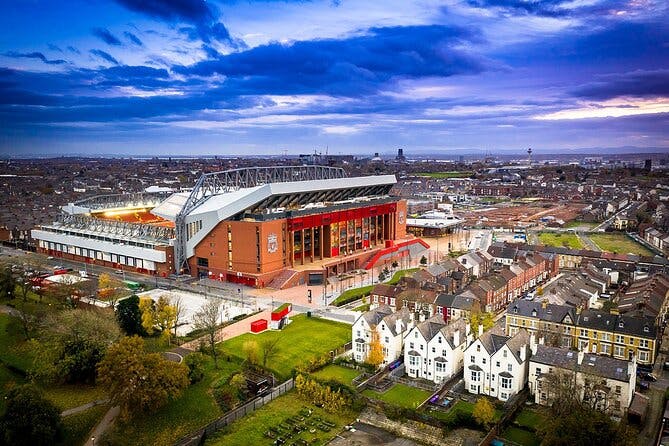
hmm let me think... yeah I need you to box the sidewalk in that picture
[85,405,120,446]
[180,309,272,350]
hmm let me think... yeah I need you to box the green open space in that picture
[429,399,503,424]
[104,357,241,446]
[415,171,474,179]
[221,315,351,380]
[61,404,109,446]
[501,426,541,446]
[537,232,584,249]
[362,383,431,409]
[310,364,361,386]
[564,220,597,229]
[588,233,654,256]
[205,391,357,446]
[513,408,545,430]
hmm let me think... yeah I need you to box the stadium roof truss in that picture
[55,214,175,242]
[70,191,174,212]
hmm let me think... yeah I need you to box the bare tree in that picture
[172,296,186,338]
[193,299,223,368]
[261,336,281,368]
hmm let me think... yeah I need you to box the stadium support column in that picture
[289,229,294,268]
[310,227,315,263]
[319,225,324,260]
[301,229,305,265]
[380,214,385,243]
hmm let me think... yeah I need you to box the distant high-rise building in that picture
[527,148,533,166]
[396,148,406,162]
[644,159,652,171]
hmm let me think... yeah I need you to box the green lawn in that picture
[416,171,474,179]
[538,232,584,249]
[220,315,351,380]
[310,365,361,386]
[352,303,370,312]
[429,399,503,424]
[501,426,541,446]
[588,233,654,256]
[43,385,107,412]
[331,268,419,306]
[362,383,431,409]
[61,404,109,446]
[205,391,357,446]
[104,357,240,446]
[514,408,545,431]
[564,220,597,229]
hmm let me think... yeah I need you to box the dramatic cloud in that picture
[113,0,238,45]
[92,27,122,46]
[177,25,487,96]
[123,31,143,46]
[3,51,67,65]
[572,70,669,100]
[90,49,119,65]
[47,44,63,53]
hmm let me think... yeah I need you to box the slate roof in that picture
[531,344,579,369]
[360,304,394,327]
[381,307,413,336]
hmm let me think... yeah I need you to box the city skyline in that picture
[1,0,668,156]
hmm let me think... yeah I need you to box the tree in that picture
[116,295,144,336]
[184,352,207,384]
[420,255,428,266]
[0,384,64,446]
[155,295,177,345]
[97,273,124,306]
[260,336,281,368]
[34,309,121,384]
[0,265,17,299]
[139,297,156,335]
[536,286,544,296]
[367,328,384,367]
[391,261,399,268]
[97,336,189,420]
[472,397,495,428]
[172,296,186,338]
[470,310,495,337]
[537,371,637,446]
[193,299,223,368]
[242,340,259,365]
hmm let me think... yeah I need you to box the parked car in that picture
[663,361,669,371]
[639,381,650,391]
[639,372,657,382]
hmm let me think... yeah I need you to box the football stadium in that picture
[32,166,428,289]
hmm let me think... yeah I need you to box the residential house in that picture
[506,300,658,365]
[488,243,518,266]
[618,273,669,324]
[434,293,481,323]
[405,317,470,384]
[464,326,531,401]
[352,305,414,366]
[528,345,636,418]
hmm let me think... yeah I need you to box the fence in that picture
[478,388,529,446]
[174,378,294,446]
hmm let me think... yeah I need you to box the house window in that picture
[601,343,611,354]
[501,392,508,400]
[436,362,446,373]
[503,350,507,358]
[477,345,480,352]
[501,377,512,389]
[470,355,475,363]
[638,350,649,362]
[432,347,436,353]
[535,367,541,376]
[507,364,512,372]
[390,298,396,306]
[471,371,479,381]
[629,337,634,346]
[496,361,501,368]
[615,335,624,344]
[410,342,414,349]
[409,356,419,366]
[639,339,649,348]
[614,346,625,358]
[615,385,621,395]
[442,350,448,356]
[385,337,389,343]
[482,358,487,365]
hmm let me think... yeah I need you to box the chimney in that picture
[529,332,536,348]
[465,322,471,336]
[539,336,545,345]
[541,299,548,309]
[577,350,585,365]
[531,343,538,355]
[478,323,484,338]
[453,328,461,347]
[419,312,426,322]
[520,344,527,362]
[395,319,403,334]
[576,306,582,315]
[629,353,637,379]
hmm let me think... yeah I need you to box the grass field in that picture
[221,315,351,380]
[589,233,654,256]
[206,391,357,446]
[105,357,240,446]
[429,399,503,424]
[416,171,473,179]
[501,426,541,446]
[363,383,431,409]
[311,365,361,386]
[61,404,109,446]
[514,408,545,430]
[538,232,584,249]
[564,220,597,229]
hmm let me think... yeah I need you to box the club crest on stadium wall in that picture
[398,211,405,224]
[267,233,278,253]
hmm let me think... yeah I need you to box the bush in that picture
[184,352,207,384]
[212,385,238,412]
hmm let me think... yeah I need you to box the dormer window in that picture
[513,307,518,314]
[531,309,537,317]
[644,325,649,332]
[619,321,624,328]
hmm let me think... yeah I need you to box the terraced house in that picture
[506,300,658,365]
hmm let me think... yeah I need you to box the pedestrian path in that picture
[61,399,110,417]
[180,309,272,350]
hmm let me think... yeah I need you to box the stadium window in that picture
[197,257,209,267]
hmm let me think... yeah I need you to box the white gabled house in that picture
[352,305,413,366]
[464,326,531,402]
[404,316,471,384]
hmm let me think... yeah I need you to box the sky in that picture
[0,0,668,157]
